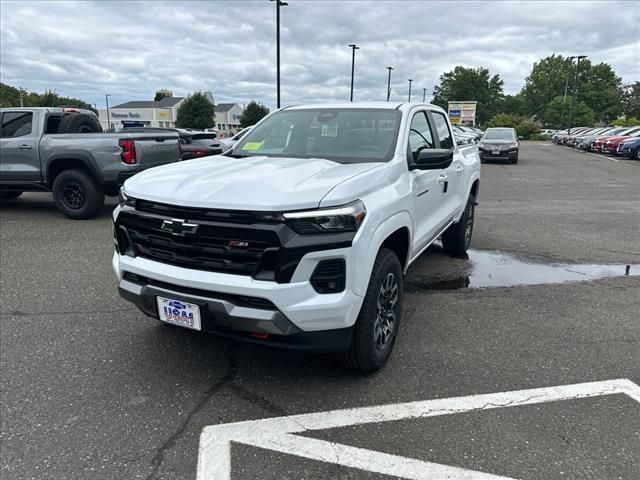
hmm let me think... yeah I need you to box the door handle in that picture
[454,166,464,175]
[438,174,448,184]
[19,145,33,150]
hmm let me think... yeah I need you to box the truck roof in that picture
[282,102,446,114]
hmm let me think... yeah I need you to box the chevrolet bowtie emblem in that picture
[160,218,199,236]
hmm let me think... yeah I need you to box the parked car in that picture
[594,127,640,153]
[456,125,483,142]
[121,127,225,160]
[219,125,253,149]
[0,107,181,218]
[113,102,481,372]
[452,126,476,145]
[617,137,640,160]
[477,127,519,163]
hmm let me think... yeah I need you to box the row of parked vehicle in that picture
[551,126,640,160]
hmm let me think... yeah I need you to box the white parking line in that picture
[197,378,640,480]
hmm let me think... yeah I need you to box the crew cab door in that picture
[427,110,464,218]
[407,110,452,253]
[0,111,41,182]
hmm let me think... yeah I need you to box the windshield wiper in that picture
[224,152,249,159]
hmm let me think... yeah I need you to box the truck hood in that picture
[124,155,379,211]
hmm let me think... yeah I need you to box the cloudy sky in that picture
[1,0,638,109]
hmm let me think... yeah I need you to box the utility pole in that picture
[567,55,587,134]
[348,44,359,102]
[271,0,288,109]
[560,56,576,129]
[407,79,413,102]
[19,87,24,107]
[105,94,111,132]
[385,67,394,102]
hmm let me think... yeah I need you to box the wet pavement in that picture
[406,248,639,291]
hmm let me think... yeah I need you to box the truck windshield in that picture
[232,108,401,164]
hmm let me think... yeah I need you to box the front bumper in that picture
[479,149,518,161]
[113,249,363,349]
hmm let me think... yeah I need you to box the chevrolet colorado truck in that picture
[113,103,481,372]
[0,107,181,219]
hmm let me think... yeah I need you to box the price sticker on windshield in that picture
[242,141,264,151]
[321,123,338,137]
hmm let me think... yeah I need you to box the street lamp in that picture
[271,0,288,109]
[348,44,359,102]
[386,67,393,102]
[560,56,577,129]
[105,94,111,132]
[407,79,413,102]
[422,88,427,102]
[567,55,587,134]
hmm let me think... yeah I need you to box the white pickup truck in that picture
[113,103,480,372]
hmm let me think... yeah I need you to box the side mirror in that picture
[411,149,453,170]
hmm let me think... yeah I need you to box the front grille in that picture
[117,211,280,276]
[136,199,260,224]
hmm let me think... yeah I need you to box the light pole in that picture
[386,67,393,102]
[560,56,576,129]
[567,55,587,134]
[407,79,413,102]
[271,0,288,109]
[348,44,359,102]
[105,94,111,132]
[422,88,427,102]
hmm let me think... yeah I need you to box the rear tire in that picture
[52,169,104,219]
[57,112,102,134]
[344,248,403,373]
[441,194,475,256]
[0,191,22,200]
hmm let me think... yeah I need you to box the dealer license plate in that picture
[157,296,201,331]
[492,149,500,155]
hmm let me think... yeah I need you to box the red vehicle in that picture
[601,129,640,154]
[592,127,640,152]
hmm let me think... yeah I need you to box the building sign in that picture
[111,111,141,118]
[448,101,477,126]
[158,111,168,119]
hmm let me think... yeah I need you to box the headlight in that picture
[118,187,136,208]
[281,200,366,234]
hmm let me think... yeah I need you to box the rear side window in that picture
[431,112,453,149]
[1,112,33,138]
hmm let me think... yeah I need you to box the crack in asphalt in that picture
[226,383,288,416]
[144,344,240,480]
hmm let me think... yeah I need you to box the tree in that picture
[239,101,269,127]
[621,81,640,119]
[485,113,540,139]
[432,66,504,125]
[0,82,94,111]
[520,55,623,123]
[499,94,526,116]
[612,116,640,127]
[543,96,595,128]
[175,92,215,130]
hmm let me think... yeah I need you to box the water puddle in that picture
[405,250,638,291]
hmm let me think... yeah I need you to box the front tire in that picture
[441,194,475,256]
[52,169,104,219]
[344,248,403,373]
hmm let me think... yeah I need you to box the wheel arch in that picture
[46,156,101,187]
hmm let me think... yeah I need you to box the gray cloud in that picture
[1,0,638,109]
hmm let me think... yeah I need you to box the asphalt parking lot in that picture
[1,142,639,479]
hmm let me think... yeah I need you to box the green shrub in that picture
[529,133,550,141]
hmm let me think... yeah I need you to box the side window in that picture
[431,112,453,149]
[408,111,434,162]
[1,112,33,138]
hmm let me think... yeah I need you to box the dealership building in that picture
[98,96,185,130]
[214,103,244,134]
